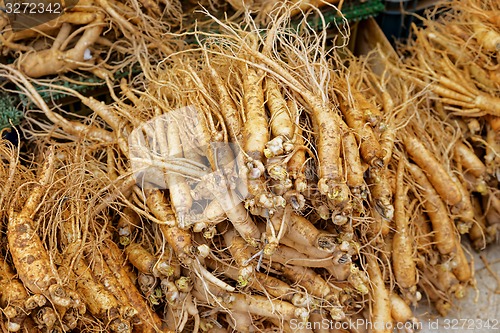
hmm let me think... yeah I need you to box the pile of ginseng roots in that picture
[0,0,339,81]
[0,0,499,332]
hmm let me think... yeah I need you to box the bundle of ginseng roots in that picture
[0,2,499,333]
[0,0,334,80]
[0,0,182,79]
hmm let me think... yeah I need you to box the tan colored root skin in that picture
[485,125,500,176]
[278,264,333,299]
[390,293,417,325]
[73,257,126,327]
[206,259,294,302]
[286,99,307,192]
[366,255,393,333]
[454,142,486,178]
[469,196,495,249]
[403,135,462,206]
[117,207,140,245]
[208,65,242,142]
[433,266,460,295]
[90,252,134,315]
[471,16,500,53]
[239,45,348,202]
[242,65,269,161]
[0,257,30,329]
[342,131,366,192]
[392,160,416,289]
[283,212,337,252]
[100,241,166,333]
[220,225,255,283]
[146,190,176,227]
[0,258,29,306]
[369,167,394,221]
[17,14,104,77]
[7,150,62,296]
[227,311,254,333]
[452,242,472,283]
[380,88,396,166]
[78,95,126,135]
[451,176,475,234]
[148,191,193,260]
[125,243,172,277]
[279,237,332,260]
[11,12,98,41]
[33,306,57,329]
[265,77,294,139]
[161,119,193,223]
[337,86,384,166]
[315,109,349,203]
[308,312,331,333]
[224,198,261,247]
[159,224,193,264]
[264,244,334,268]
[407,163,457,255]
[194,282,305,322]
[414,211,434,260]
[487,116,500,133]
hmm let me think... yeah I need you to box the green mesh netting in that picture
[0,94,23,130]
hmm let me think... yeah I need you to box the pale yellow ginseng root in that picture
[403,135,462,206]
[389,49,500,117]
[264,77,294,157]
[72,257,132,333]
[263,244,335,268]
[9,12,99,41]
[241,50,269,161]
[342,130,367,200]
[469,196,496,250]
[216,187,262,247]
[240,59,274,212]
[484,124,500,177]
[262,206,290,255]
[226,312,255,333]
[147,192,235,294]
[454,142,487,179]
[17,13,105,77]
[100,240,167,333]
[0,257,46,332]
[146,190,208,261]
[1,64,114,143]
[392,159,417,290]
[229,33,349,205]
[469,16,500,53]
[407,163,457,255]
[154,115,193,227]
[275,263,344,320]
[337,80,385,167]
[368,167,394,222]
[451,241,472,283]
[125,243,175,278]
[206,57,242,143]
[193,276,309,324]
[365,254,393,333]
[8,149,82,311]
[205,258,295,302]
[117,207,140,246]
[219,223,255,286]
[451,175,476,234]
[269,211,338,254]
[389,293,419,331]
[286,99,308,194]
